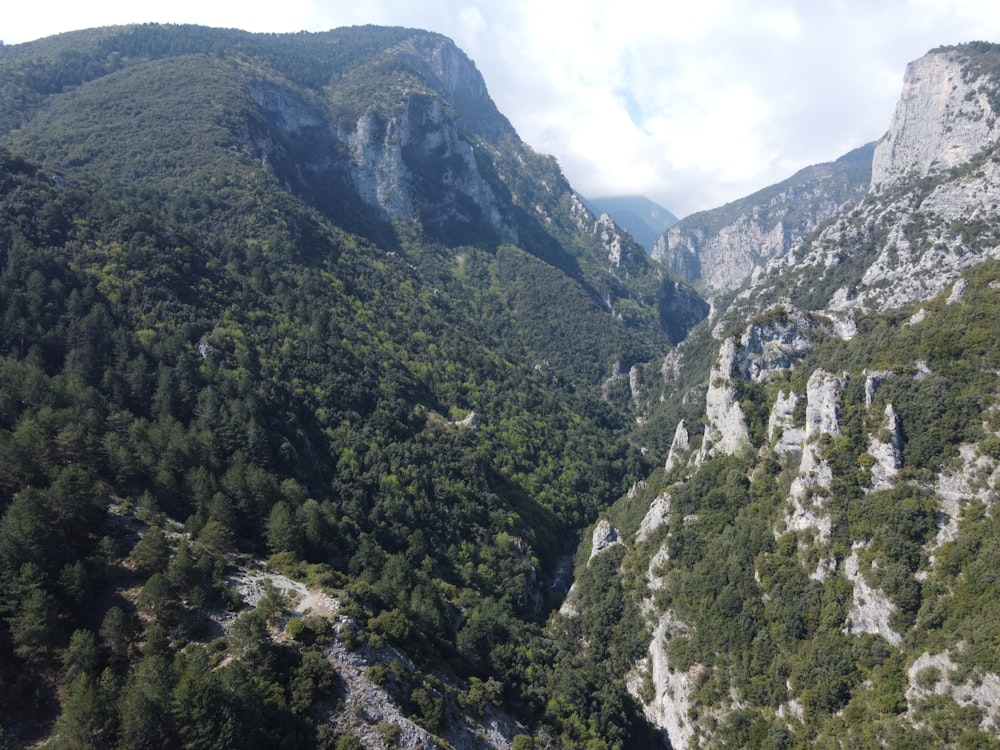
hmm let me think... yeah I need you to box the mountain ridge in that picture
[592,41,1000,749]
[1,25,1000,750]
[580,194,678,252]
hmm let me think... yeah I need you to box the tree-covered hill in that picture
[0,23,702,749]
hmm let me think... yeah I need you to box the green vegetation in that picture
[0,22,698,748]
[594,255,1000,748]
[2,21,1000,750]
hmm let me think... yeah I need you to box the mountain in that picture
[0,23,702,749]
[580,194,679,251]
[652,142,875,295]
[3,24,1000,750]
[563,41,1000,749]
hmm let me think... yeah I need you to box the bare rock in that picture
[698,338,751,461]
[589,519,621,560]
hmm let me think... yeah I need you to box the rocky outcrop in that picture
[589,519,621,560]
[664,421,690,473]
[781,370,848,539]
[741,47,1000,320]
[652,145,873,294]
[594,213,641,269]
[637,492,672,543]
[627,612,701,750]
[582,194,678,251]
[392,34,515,140]
[735,305,817,381]
[868,403,903,490]
[698,338,751,461]
[872,48,1000,189]
[655,212,787,292]
[842,543,902,646]
[932,444,1000,554]
[768,390,804,455]
[907,651,1000,735]
[348,95,515,238]
[863,369,895,408]
[804,369,847,438]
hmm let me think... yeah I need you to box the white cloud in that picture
[7,1,1000,216]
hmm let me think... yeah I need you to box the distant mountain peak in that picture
[579,193,678,251]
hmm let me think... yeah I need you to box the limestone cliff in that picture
[347,94,515,238]
[697,338,751,461]
[614,42,1000,750]
[652,144,873,294]
[872,47,1000,188]
[731,45,1000,323]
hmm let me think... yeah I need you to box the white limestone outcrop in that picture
[863,369,895,408]
[842,543,902,646]
[637,492,672,543]
[805,369,847,438]
[589,519,621,560]
[627,612,701,750]
[932,444,1000,554]
[348,95,515,239]
[698,338,751,461]
[868,403,903,491]
[664,420,690,473]
[872,49,1000,189]
[907,651,1000,735]
[768,390,804,455]
[735,306,817,381]
[781,370,848,540]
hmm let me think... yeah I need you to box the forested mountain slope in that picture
[3,23,1000,750]
[652,143,874,294]
[0,24,699,749]
[566,41,1000,749]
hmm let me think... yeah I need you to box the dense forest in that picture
[2,22,1000,750]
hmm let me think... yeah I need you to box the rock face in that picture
[698,338,751,461]
[724,46,1000,323]
[804,369,846,438]
[868,403,903,490]
[768,390,804,455]
[392,34,515,140]
[242,34,526,245]
[781,370,848,539]
[348,94,514,238]
[589,519,621,560]
[933,444,1000,552]
[581,194,678,251]
[907,651,1000,734]
[664,421,690,473]
[734,306,817,381]
[594,212,644,270]
[628,612,701,750]
[653,144,873,294]
[842,544,902,646]
[872,48,1000,188]
[616,43,1000,748]
[637,492,672,543]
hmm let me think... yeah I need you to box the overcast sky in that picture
[6,2,1000,217]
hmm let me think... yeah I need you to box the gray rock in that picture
[872,49,1000,189]
[664,420,690,473]
[590,519,621,560]
[698,338,751,461]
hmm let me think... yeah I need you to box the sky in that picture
[6,2,1000,217]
